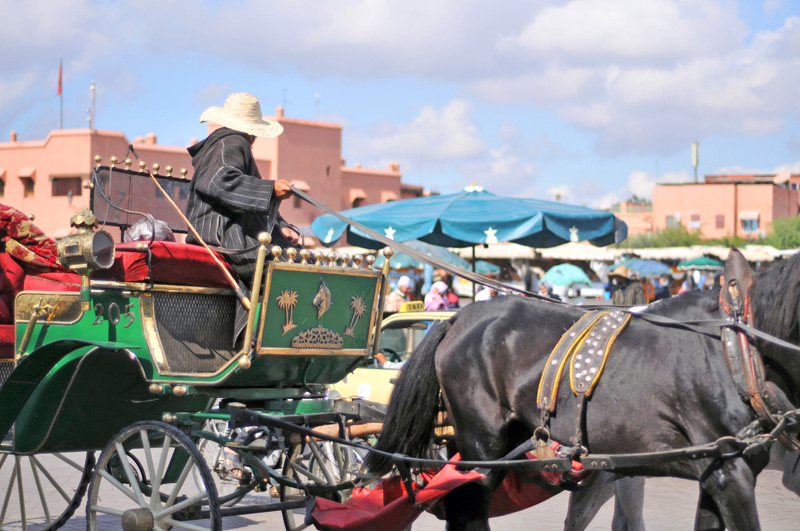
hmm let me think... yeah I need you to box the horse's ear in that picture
[721,246,753,320]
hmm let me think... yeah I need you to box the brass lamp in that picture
[57,208,115,309]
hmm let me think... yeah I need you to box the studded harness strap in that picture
[536,310,632,451]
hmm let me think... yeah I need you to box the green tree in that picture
[619,225,702,248]
[764,216,800,249]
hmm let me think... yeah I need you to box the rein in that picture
[294,185,800,357]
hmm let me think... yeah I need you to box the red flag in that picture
[57,60,62,96]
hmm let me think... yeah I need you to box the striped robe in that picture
[185,127,294,345]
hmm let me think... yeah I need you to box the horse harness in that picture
[719,258,800,452]
[535,310,632,455]
[530,260,800,470]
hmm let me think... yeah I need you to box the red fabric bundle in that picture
[311,456,485,531]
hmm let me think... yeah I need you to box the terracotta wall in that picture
[0,112,415,241]
[653,183,798,239]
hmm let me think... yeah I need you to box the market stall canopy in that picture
[616,258,672,278]
[677,256,724,271]
[311,185,628,250]
[541,263,592,287]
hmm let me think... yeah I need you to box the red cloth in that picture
[487,470,560,517]
[311,453,568,530]
[96,241,234,288]
[0,324,13,360]
[311,456,485,531]
[0,204,65,271]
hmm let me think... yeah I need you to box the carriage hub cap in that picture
[121,508,154,531]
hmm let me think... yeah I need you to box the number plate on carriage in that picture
[256,262,382,355]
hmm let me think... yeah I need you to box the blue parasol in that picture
[616,258,672,278]
[541,263,593,287]
[311,185,627,250]
[677,256,723,271]
[374,240,469,270]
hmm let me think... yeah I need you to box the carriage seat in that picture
[95,241,234,288]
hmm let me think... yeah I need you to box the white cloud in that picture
[500,0,743,65]
[773,161,800,173]
[193,83,232,108]
[354,99,485,163]
[546,184,573,202]
[625,169,693,201]
[543,181,617,209]
[4,0,800,177]
[461,145,537,196]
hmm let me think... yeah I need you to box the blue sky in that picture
[3,0,800,209]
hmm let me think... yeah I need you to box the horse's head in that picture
[720,246,753,323]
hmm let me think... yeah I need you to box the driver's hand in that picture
[274,179,294,200]
[374,352,389,367]
[282,226,299,245]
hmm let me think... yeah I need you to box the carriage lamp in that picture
[57,208,115,310]
[57,208,115,273]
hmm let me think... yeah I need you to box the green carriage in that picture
[0,160,390,530]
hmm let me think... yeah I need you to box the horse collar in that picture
[536,310,632,450]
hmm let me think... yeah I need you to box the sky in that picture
[3,0,800,210]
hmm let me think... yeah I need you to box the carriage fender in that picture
[0,339,140,441]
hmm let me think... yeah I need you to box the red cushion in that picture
[0,298,10,325]
[0,324,14,360]
[95,241,234,288]
[0,253,25,294]
[23,271,81,292]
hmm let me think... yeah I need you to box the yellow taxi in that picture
[330,301,456,404]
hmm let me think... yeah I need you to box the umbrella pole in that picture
[472,245,477,299]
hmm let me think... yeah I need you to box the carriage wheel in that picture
[0,450,94,530]
[279,439,371,531]
[193,419,249,507]
[86,421,221,531]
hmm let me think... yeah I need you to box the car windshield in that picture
[379,320,433,358]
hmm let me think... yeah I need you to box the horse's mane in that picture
[642,288,719,320]
[750,251,800,344]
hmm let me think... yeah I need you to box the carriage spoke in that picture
[154,432,172,498]
[287,459,326,484]
[116,441,146,506]
[98,467,140,504]
[139,429,159,510]
[0,455,16,523]
[307,439,336,485]
[153,491,209,519]
[14,458,25,531]
[90,504,125,517]
[28,456,52,525]
[51,451,87,472]
[165,456,194,508]
[30,455,72,504]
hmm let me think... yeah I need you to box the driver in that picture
[185,92,301,346]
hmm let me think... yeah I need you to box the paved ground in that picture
[15,467,800,530]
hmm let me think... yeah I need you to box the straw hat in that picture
[610,265,631,279]
[200,93,284,138]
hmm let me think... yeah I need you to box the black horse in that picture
[366,249,799,530]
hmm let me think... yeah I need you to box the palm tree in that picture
[276,290,298,335]
[344,295,366,337]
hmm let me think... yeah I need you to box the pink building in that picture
[653,177,798,240]
[0,107,420,242]
[609,201,654,236]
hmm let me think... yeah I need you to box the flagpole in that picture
[58,59,63,129]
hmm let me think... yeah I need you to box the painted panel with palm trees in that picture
[257,262,383,355]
